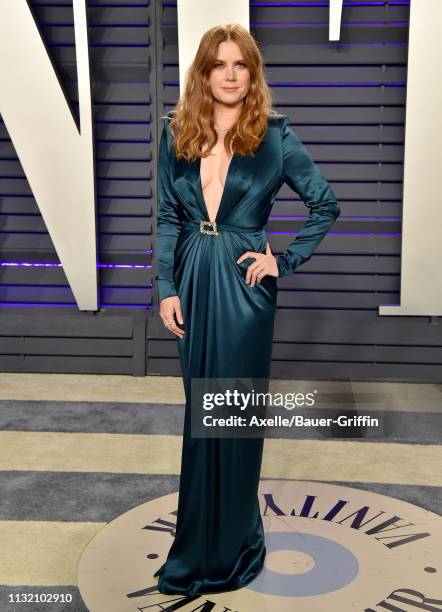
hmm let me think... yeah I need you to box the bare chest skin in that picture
[200,138,233,223]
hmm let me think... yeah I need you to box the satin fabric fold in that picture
[154,112,340,596]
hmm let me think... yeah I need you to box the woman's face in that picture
[208,40,250,108]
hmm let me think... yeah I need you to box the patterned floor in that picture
[0,373,440,611]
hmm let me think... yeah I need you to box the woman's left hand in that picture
[236,242,279,287]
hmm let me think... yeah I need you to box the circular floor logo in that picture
[77,481,441,611]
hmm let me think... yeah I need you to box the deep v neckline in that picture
[197,153,236,224]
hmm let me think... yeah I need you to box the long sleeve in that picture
[275,116,341,278]
[155,117,182,301]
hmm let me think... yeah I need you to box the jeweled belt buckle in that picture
[199,220,218,236]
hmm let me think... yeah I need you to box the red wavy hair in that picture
[165,23,277,161]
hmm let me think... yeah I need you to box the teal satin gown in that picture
[153,111,341,596]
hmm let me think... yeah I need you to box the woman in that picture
[154,23,340,596]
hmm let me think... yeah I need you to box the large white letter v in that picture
[0,0,97,310]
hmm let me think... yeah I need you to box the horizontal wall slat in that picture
[163,65,407,85]
[0,268,151,287]
[37,26,151,46]
[0,337,134,356]
[0,234,401,255]
[0,235,152,250]
[0,140,153,161]
[0,313,134,336]
[0,355,135,374]
[148,309,442,346]
[251,26,409,46]
[275,255,401,275]
[0,215,152,234]
[273,202,403,216]
[0,176,151,197]
[1,250,151,266]
[164,85,406,106]
[0,160,405,182]
[32,5,150,25]
[273,311,442,344]
[272,343,442,364]
[162,43,408,65]
[0,287,152,306]
[0,213,399,235]
[0,196,152,216]
[250,4,409,23]
[147,340,442,366]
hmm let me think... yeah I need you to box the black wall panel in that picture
[0,1,441,379]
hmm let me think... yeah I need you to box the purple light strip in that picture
[86,3,149,6]
[47,43,150,48]
[249,2,409,5]
[0,262,151,268]
[279,82,406,86]
[272,215,401,220]
[252,21,409,27]
[267,231,401,236]
[0,302,152,308]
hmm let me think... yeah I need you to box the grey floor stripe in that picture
[0,400,440,444]
[0,472,440,521]
[0,472,180,522]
